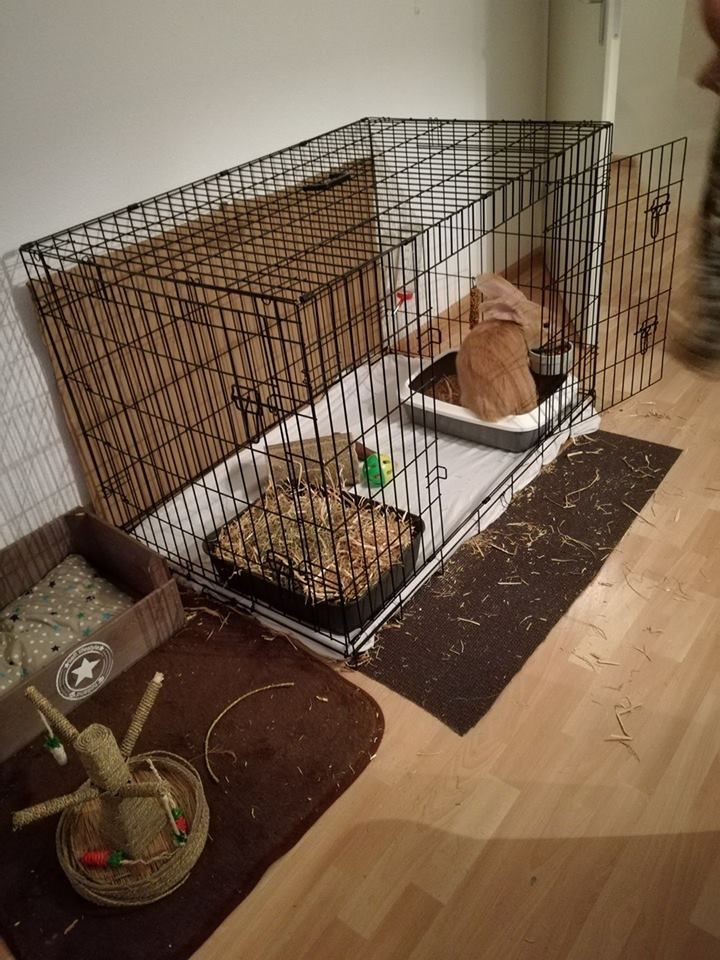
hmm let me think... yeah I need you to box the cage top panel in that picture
[22,117,610,304]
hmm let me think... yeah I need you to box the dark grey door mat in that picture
[359,431,681,735]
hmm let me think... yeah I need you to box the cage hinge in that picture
[100,482,131,506]
[230,385,261,419]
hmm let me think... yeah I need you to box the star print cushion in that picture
[0,554,132,694]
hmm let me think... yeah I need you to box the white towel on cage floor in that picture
[132,354,600,579]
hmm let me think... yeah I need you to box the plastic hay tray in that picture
[204,488,424,635]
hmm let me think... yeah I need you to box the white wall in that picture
[0,0,548,546]
[613,0,715,204]
[485,0,549,120]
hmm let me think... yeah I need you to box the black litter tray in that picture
[204,488,425,635]
[401,349,574,452]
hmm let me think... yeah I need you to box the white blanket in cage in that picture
[133,354,599,654]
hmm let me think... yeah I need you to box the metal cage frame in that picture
[21,118,686,656]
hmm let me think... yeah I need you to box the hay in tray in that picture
[423,373,462,406]
[211,482,414,604]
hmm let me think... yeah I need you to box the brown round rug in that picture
[0,597,384,960]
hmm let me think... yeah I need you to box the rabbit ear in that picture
[476,298,520,323]
[475,273,527,306]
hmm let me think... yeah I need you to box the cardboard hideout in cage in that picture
[401,350,578,453]
[204,483,424,634]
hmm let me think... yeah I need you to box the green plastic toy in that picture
[362,453,393,488]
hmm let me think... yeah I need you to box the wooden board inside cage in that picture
[33,160,383,527]
[396,250,571,359]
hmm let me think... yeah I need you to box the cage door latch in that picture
[302,170,352,192]
[647,193,671,239]
[426,464,448,488]
[418,324,443,354]
[635,315,658,355]
[230,384,264,436]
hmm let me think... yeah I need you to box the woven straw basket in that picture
[56,751,209,907]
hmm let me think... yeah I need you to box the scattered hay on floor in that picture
[211,482,414,604]
[468,521,548,559]
[505,521,548,547]
[468,530,492,558]
[604,697,642,761]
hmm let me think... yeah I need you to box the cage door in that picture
[591,139,686,410]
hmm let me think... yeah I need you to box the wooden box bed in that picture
[0,510,183,762]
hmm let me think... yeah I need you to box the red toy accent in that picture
[81,849,111,868]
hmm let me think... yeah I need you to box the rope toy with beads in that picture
[80,849,173,869]
[146,757,188,842]
[172,807,188,837]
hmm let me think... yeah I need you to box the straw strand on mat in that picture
[204,683,295,783]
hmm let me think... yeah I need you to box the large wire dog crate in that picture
[22,119,685,656]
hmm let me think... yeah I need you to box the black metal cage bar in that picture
[21,118,686,656]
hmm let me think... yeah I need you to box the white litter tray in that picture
[401,349,579,452]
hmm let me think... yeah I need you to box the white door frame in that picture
[600,0,623,123]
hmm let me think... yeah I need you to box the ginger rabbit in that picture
[456,274,544,422]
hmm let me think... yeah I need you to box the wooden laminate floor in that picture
[4,216,720,960]
[196,219,720,959]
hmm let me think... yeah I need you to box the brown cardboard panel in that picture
[36,160,382,527]
[0,580,183,763]
[0,517,72,606]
